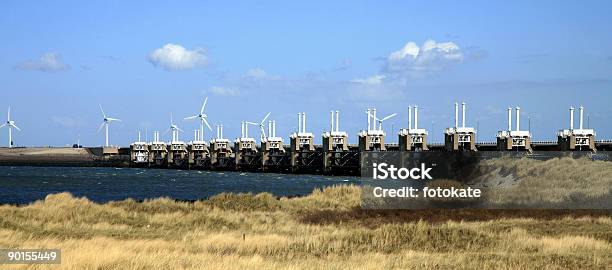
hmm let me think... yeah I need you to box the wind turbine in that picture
[0,107,21,148]
[368,110,397,130]
[97,105,121,147]
[165,113,184,142]
[245,112,271,141]
[184,97,212,141]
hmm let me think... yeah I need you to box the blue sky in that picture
[1,1,611,146]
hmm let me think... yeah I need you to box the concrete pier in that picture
[210,125,233,170]
[445,102,477,151]
[557,106,597,151]
[289,112,321,173]
[496,107,532,152]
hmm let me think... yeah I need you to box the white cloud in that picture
[385,39,463,74]
[388,42,421,61]
[351,40,465,86]
[148,43,207,71]
[17,53,68,72]
[350,74,386,85]
[208,86,239,96]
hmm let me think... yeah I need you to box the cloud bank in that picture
[17,53,69,72]
[350,74,386,85]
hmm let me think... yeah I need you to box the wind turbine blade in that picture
[184,115,198,120]
[177,127,184,133]
[260,126,266,138]
[97,122,105,133]
[99,104,106,118]
[0,123,6,129]
[164,129,171,135]
[203,118,212,131]
[170,112,174,125]
[260,112,271,125]
[200,97,208,114]
[7,107,10,121]
[11,124,21,131]
[245,121,258,125]
[107,118,121,122]
[381,113,397,121]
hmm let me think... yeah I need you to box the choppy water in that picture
[0,166,358,204]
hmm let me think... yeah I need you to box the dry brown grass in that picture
[471,157,612,208]
[0,185,610,269]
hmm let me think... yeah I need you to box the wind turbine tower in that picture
[185,98,212,167]
[0,107,22,148]
[184,97,212,142]
[244,112,271,142]
[97,105,121,147]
